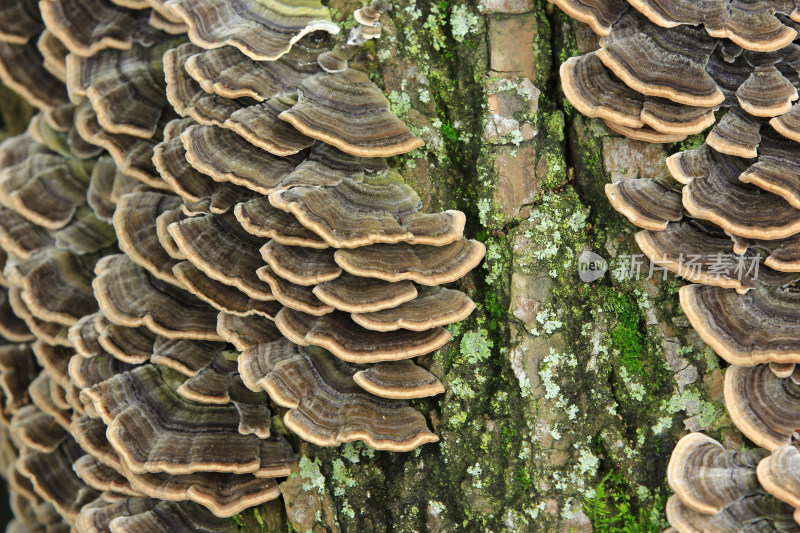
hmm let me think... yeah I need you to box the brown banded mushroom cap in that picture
[560,53,715,135]
[682,159,800,241]
[736,66,799,117]
[279,142,387,189]
[173,352,241,405]
[260,240,340,286]
[173,261,283,318]
[31,340,72,387]
[216,313,283,351]
[67,42,171,138]
[604,177,683,231]
[547,0,628,36]
[223,94,315,156]
[107,499,246,532]
[113,192,184,287]
[117,463,282,518]
[29,372,70,429]
[155,203,188,261]
[0,289,34,343]
[771,102,800,143]
[96,320,157,365]
[268,171,466,248]
[717,2,798,52]
[352,360,445,399]
[737,130,800,210]
[7,248,99,326]
[279,68,425,157]
[38,30,68,83]
[149,8,188,34]
[6,287,71,347]
[602,119,688,143]
[0,205,55,260]
[16,438,100,520]
[705,108,763,159]
[667,432,767,514]
[679,283,800,365]
[724,364,800,450]
[0,41,69,110]
[597,17,723,107]
[757,444,800,509]
[149,336,226,378]
[665,143,717,184]
[163,49,248,129]
[730,233,800,272]
[312,273,418,314]
[87,155,141,223]
[181,124,303,195]
[68,352,138,390]
[0,151,91,230]
[39,0,150,57]
[0,344,38,421]
[93,254,224,341]
[351,286,475,332]
[81,365,295,476]
[234,197,329,248]
[275,308,452,363]
[353,0,391,27]
[73,101,165,189]
[164,0,339,61]
[0,0,43,45]
[635,220,760,293]
[167,211,274,301]
[154,133,256,212]
[256,265,334,316]
[334,239,485,285]
[665,491,798,532]
[625,0,727,30]
[53,205,117,256]
[73,455,145,497]
[10,404,69,452]
[238,338,439,451]
[184,41,323,102]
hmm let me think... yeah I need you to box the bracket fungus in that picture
[553,0,800,530]
[0,0,486,527]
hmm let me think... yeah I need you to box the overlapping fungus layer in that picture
[553,0,800,529]
[0,0,483,530]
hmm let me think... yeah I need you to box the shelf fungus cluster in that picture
[552,0,800,530]
[0,0,483,530]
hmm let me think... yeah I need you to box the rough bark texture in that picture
[0,1,743,532]
[238,2,747,532]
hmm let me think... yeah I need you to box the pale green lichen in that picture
[298,456,325,495]
[450,5,479,42]
[331,459,356,496]
[459,330,493,365]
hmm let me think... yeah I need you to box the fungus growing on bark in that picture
[667,432,768,515]
[0,0,489,526]
[164,0,339,61]
[275,308,452,363]
[724,364,800,451]
[93,254,223,341]
[238,338,439,450]
[680,283,800,365]
[353,360,445,399]
[278,69,424,157]
[268,171,466,247]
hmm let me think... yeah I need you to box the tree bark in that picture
[0,1,738,531]
[266,2,743,532]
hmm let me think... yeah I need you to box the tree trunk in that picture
[0,1,737,531]
[266,1,741,532]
